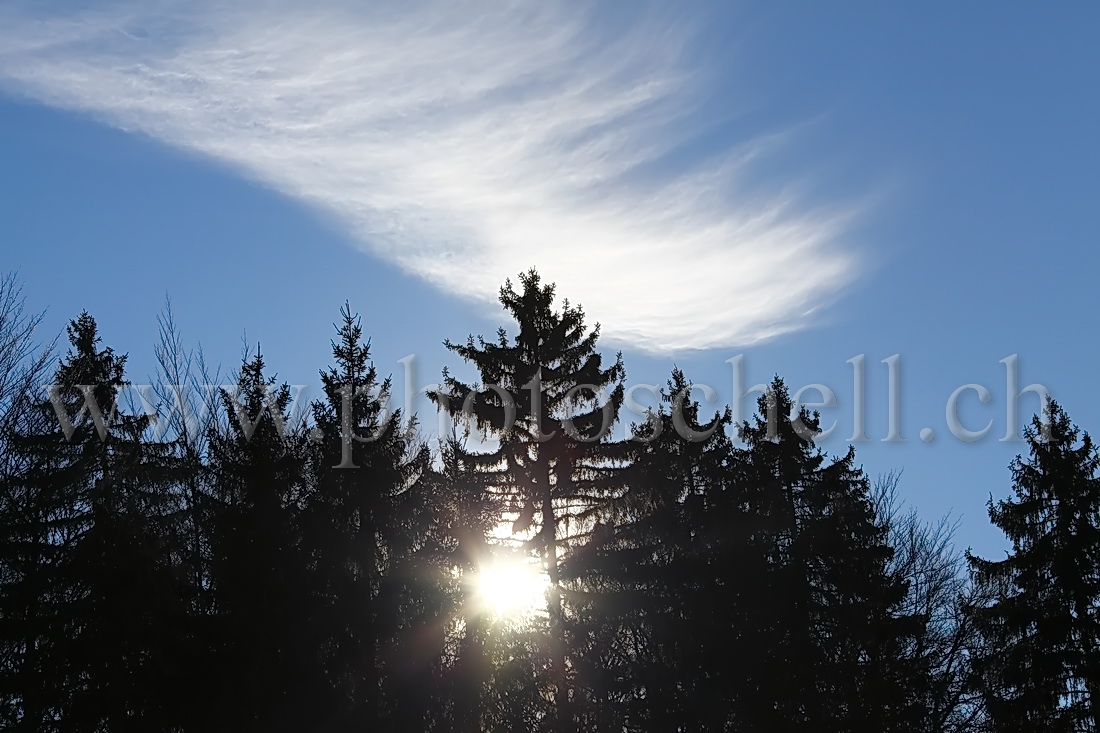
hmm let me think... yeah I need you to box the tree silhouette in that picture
[434,269,627,730]
[0,313,187,731]
[968,400,1100,732]
[0,277,1082,732]
[305,304,441,731]
[203,350,313,732]
[731,379,922,730]
[873,473,991,732]
[560,367,734,730]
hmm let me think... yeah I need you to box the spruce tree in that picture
[968,400,1100,732]
[561,367,735,731]
[0,313,187,731]
[732,378,920,731]
[434,269,627,730]
[305,304,438,731]
[204,350,312,732]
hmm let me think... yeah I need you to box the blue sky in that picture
[1,1,1097,557]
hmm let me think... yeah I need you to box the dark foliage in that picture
[968,401,1100,732]
[0,270,1084,732]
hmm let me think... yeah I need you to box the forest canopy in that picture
[0,269,1096,733]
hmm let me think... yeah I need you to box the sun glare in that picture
[473,556,549,618]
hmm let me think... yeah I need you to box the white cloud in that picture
[0,0,862,352]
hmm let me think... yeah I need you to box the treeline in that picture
[0,270,1097,732]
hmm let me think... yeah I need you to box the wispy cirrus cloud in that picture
[0,0,862,352]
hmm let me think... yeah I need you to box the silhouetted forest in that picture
[0,269,1096,732]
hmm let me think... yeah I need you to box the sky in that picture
[1,1,1097,558]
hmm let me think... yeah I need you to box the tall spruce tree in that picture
[732,378,921,731]
[561,368,736,731]
[203,350,313,732]
[305,304,440,731]
[434,269,627,731]
[0,313,187,731]
[968,400,1100,732]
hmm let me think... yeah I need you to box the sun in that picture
[473,555,549,618]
